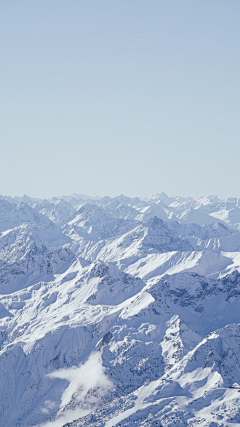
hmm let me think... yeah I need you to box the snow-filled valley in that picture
[1,193,240,426]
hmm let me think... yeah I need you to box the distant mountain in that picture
[33,197,76,223]
[60,193,100,202]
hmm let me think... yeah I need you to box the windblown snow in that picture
[1,193,240,426]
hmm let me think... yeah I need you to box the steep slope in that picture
[107,202,139,221]
[0,221,71,255]
[176,208,223,226]
[71,323,240,427]
[0,200,59,233]
[124,250,233,282]
[0,221,72,294]
[1,263,240,426]
[210,206,240,230]
[0,245,75,294]
[0,259,148,427]
[62,203,139,244]
[135,201,177,222]
[83,216,194,267]
[40,269,240,427]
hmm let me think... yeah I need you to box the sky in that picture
[0,0,240,199]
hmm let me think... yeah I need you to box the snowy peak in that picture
[0,245,75,294]
[81,260,146,305]
[33,198,76,223]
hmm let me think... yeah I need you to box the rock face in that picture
[2,193,240,426]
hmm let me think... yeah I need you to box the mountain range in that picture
[1,193,240,426]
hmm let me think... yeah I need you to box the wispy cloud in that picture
[36,352,114,427]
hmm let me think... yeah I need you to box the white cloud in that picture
[37,351,113,427]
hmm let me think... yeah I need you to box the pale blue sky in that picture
[1,1,240,199]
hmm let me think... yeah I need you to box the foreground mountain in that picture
[1,193,240,426]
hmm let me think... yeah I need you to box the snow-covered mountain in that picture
[1,192,240,426]
[33,198,76,224]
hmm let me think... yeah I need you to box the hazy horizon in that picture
[1,190,238,202]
